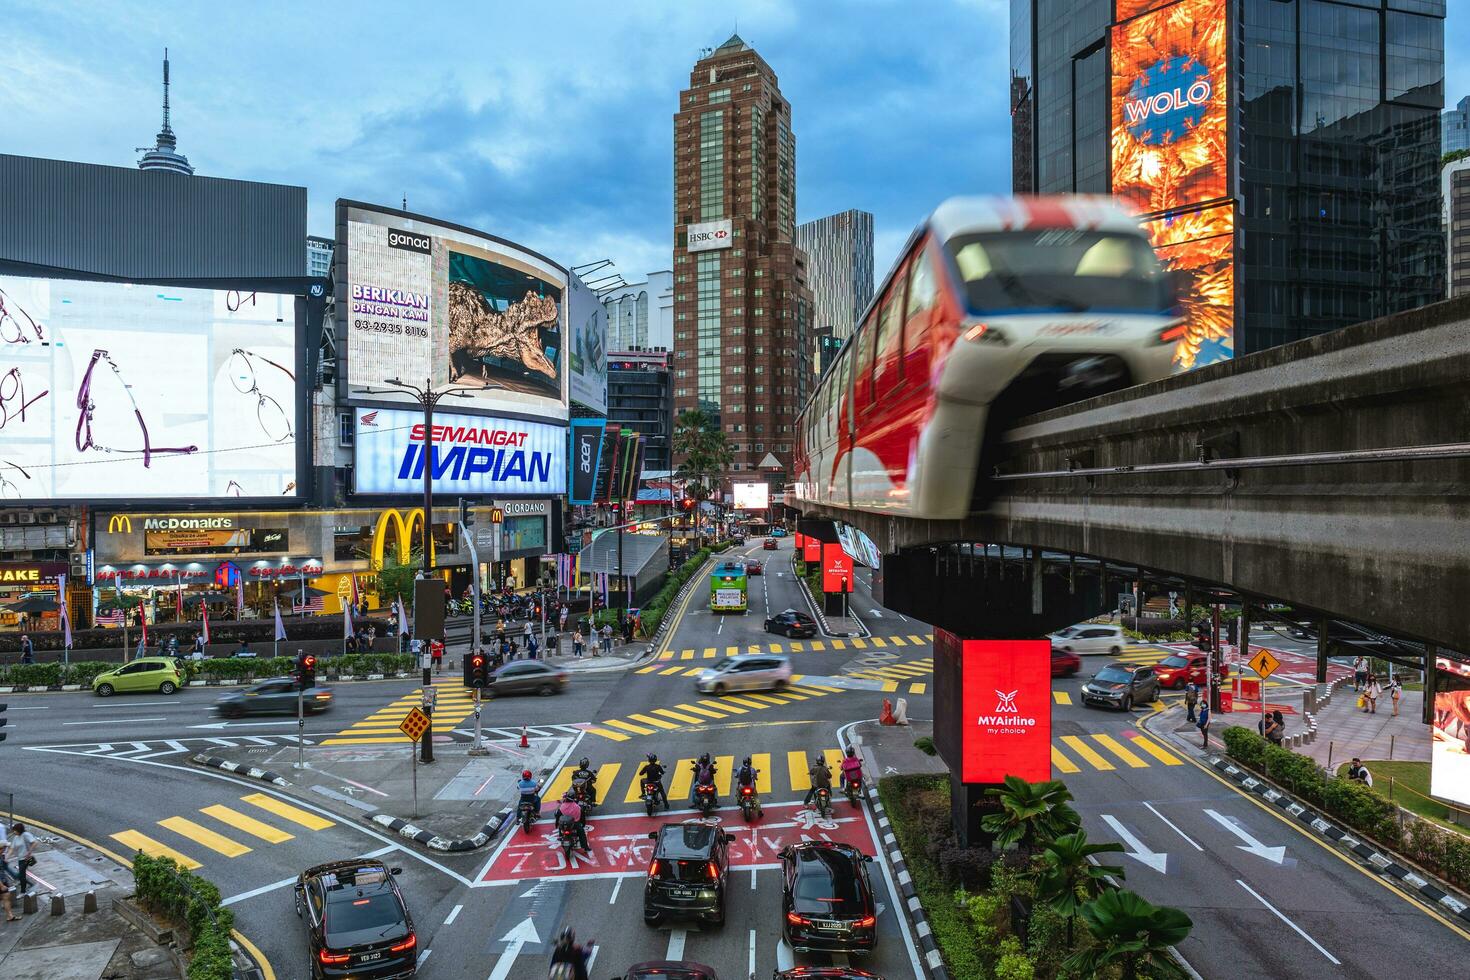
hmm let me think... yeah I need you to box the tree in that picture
[1062,889,1193,980]
[981,775,1081,852]
[673,408,733,547]
[1037,829,1125,943]
[369,547,424,614]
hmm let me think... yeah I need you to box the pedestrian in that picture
[528,634,539,659]
[5,824,36,897]
[559,604,569,632]
[573,629,584,658]
[548,628,560,656]
[1263,710,1284,746]
[1346,757,1373,787]
[1364,674,1381,714]
[523,621,533,646]
[1196,702,1211,749]
[192,632,205,658]
[601,624,614,655]
[0,858,16,922]
[1184,683,1199,723]
[1353,655,1367,691]
[1389,675,1402,716]
[430,638,444,674]
[18,634,34,665]
[622,616,634,644]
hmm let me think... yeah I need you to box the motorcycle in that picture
[640,780,664,817]
[572,777,597,814]
[844,776,862,808]
[557,821,579,859]
[738,784,762,822]
[814,786,832,819]
[518,799,538,834]
[694,783,718,816]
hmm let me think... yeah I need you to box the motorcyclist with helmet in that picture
[689,752,719,807]
[516,769,541,815]
[839,746,864,796]
[735,755,762,817]
[570,756,598,807]
[638,752,668,810]
[548,926,592,980]
[555,792,588,852]
[804,753,833,809]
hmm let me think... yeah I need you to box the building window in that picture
[700,110,725,221]
[338,413,353,447]
[709,87,732,104]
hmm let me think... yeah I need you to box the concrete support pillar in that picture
[1424,644,1438,726]
[1316,618,1330,684]
[1031,548,1043,615]
[951,773,996,849]
[1240,603,1252,670]
[1183,585,1194,629]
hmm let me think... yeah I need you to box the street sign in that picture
[400,707,430,742]
[1248,648,1281,680]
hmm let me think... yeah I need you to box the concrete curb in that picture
[367,808,512,852]
[795,575,866,639]
[191,754,291,787]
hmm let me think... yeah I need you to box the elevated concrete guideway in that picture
[799,295,1470,653]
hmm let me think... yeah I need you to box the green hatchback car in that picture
[93,657,186,697]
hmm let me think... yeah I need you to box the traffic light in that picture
[465,651,488,689]
[0,702,7,743]
[458,497,475,528]
[295,652,317,690]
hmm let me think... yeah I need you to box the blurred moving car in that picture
[1048,623,1124,656]
[216,678,333,717]
[92,657,185,697]
[1081,662,1160,711]
[763,538,779,550]
[1152,652,1225,689]
[643,820,730,927]
[294,860,415,979]
[765,609,818,638]
[745,558,764,575]
[617,963,722,980]
[774,969,884,979]
[1050,647,1081,678]
[780,842,877,955]
[771,527,788,537]
[695,654,793,695]
[483,661,568,698]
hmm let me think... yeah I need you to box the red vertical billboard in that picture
[821,543,853,594]
[933,631,1052,784]
[804,537,823,564]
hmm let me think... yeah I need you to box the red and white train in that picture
[793,196,1180,519]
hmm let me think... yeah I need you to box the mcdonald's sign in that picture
[371,508,435,568]
[107,515,134,534]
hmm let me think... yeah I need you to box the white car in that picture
[1048,623,1124,656]
[695,654,793,695]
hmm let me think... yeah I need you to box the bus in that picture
[710,562,748,613]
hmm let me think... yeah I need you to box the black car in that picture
[643,820,730,926]
[764,609,818,638]
[483,661,569,698]
[780,842,877,954]
[619,962,722,980]
[774,970,884,979]
[294,860,416,979]
[1080,661,1160,711]
[216,678,334,717]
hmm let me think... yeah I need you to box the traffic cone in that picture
[878,699,896,726]
[519,726,529,748]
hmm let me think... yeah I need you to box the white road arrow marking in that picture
[488,917,540,980]
[1100,814,1168,873]
[1205,809,1287,864]
[188,720,300,729]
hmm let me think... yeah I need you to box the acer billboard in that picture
[821,542,853,594]
[933,632,1052,784]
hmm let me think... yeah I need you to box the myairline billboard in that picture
[686,219,733,253]
[353,407,566,496]
[933,633,1051,784]
[821,542,853,594]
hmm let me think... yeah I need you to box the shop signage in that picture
[803,537,822,564]
[107,515,133,534]
[143,516,236,531]
[372,508,433,568]
[248,564,324,577]
[495,500,549,516]
[0,562,68,585]
[97,568,211,581]
[935,633,1052,784]
[687,219,733,253]
[353,407,566,496]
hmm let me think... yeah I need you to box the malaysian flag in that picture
[97,610,126,626]
[293,594,325,614]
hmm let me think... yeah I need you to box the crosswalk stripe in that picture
[868,636,886,647]
[658,652,674,661]
[909,683,927,695]
[652,707,703,725]
[809,641,825,651]
[545,767,574,801]
[704,647,717,658]
[676,703,727,719]
[627,713,680,731]
[680,651,695,661]
[823,748,845,776]
[727,646,740,657]
[241,793,335,831]
[741,693,788,706]
[719,695,767,709]
[713,755,734,796]
[624,768,650,804]
[1091,734,1148,768]
[748,645,762,655]
[850,638,868,649]
[889,636,908,646]
[798,683,842,694]
[787,751,810,792]
[908,634,926,644]
[112,830,202,870]
[697,699,745,715]
[881,681,899,692]
[1051,746,1081,774]
[586,727,629,742]
[1053,691,1073,705]
[1060,736,1115,771]
[1129,735,1183,766]
[603,718,657,736]
[200,805,293,844]
[830,640,846,650]
[659,666,685,676]
[159,816,251,858]
[789,642,804,652]
[775,688,812,700]
[769,643,784,653]
[668,759,695,801]
[682,668,704,676]
[595,764,621,802]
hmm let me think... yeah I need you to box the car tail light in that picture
[318,949,351,966]
[786,912,810,926]
[706,861,719,880]
[389,932,417,953]
[649,859,663,878]
[854,914,876,928]
[1158,322,1188,345]
[314,693,331,700]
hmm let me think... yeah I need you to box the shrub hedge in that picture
[132,852,234,980]
[0,652,414,686]
[0,616,394,654]
[635,540,730,637]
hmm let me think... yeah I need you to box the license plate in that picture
[815,919,847,931]
[358,951,383,963]
[673,888,694,898]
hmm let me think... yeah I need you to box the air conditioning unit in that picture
[17,511,36,524]
[37,510,57,523]
[71,562,86,579]
[0,513,16,526]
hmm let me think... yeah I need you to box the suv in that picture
[294,860,415,979]
[696,654,793,694]
[780,842,877,955]
[765,609,818,638]
[643,820,730,926]
[1081,662,1160,711]
[1048,623,1125,657]
[92,657,185,697]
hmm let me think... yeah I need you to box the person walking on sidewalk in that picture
[600,624,614,655]
[1364,674,1382,714]
[5,824,37,897]
[572,628,584,658]
[0,861,16,921]
[1389,676,1402,717]
[1184,683,1199,723]
[1353,655,1367,691]
[1196,702,1211,749]
[18,634,34,665]
[559,603,569,633]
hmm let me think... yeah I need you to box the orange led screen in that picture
[1116,0,1179,19]
[1111,0,1228,218]
[1145,206,1235,370]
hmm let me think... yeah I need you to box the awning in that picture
[577,531,669,578]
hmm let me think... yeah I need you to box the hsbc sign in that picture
[687,219,733,253]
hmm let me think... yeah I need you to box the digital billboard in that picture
[569,419,606,505]
[351,406,566,496]
[1430,666,1470,808]
[1115,0,1176,19]
[821,542,853,594]
[0,275,300,500]
[732,482,770,510]
[1144,205,1236,369]
[933,632,1052,784]
[567,273,608,416]
[340,202,568,420]
[1110,0,1228,219]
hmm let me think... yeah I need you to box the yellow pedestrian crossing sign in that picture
[1248,649,1281,680]
[399,707,430,742]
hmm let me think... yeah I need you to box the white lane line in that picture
[444,904,463,925]
[222,875,296,906]
[5,705,49,710]
[748,928,757,974]
[63,718,167,726]
[358,845,397,859]
[1143,801,1204,851]
[609,876,623,904]
[665,928,686,961]
[1236,879,1340,964]
[586,945,599,970]
[165,739,187,752]
[417,948,431,968]
[751,866,759,889]
[92,701,176,708]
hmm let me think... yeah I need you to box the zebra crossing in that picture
[644,633,935,665]
[322,676,481,745]
[25,734,313,761]
[585,681,843,742]
[110,791,334,871]
[543,747,851,806]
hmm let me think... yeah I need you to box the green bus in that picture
[710,562,748,613]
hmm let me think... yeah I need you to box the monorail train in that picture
[793,196,1180,519]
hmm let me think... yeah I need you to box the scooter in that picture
[694,783,718,816]
[843,776,862,808]
[640,780,665,817]
[814,786,832,819]
[738,784,762,822]
[518,799,539,834]
[557,820,579,859]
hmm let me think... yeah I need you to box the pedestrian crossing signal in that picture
[295,653,317,690]
[465,652,488,689]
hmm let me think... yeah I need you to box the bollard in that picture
[1326,740,1334,772]
[50,893,64,916]
[22,892,37,915]
[83,890,97,913]
[894,697,909,726]
[1389,734,1395,761]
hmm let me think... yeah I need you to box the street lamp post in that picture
[384,377,474,765]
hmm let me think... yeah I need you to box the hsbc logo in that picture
[387,228,432,254]
[689,229,727,244]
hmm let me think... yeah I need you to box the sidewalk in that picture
[0,825,176,980]
[1298,685,1426,768]
[849,718,948,780]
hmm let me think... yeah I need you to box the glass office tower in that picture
[1010,0,1446,366]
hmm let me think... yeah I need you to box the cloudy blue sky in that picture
[5,0,1468,280]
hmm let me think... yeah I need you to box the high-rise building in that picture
[1445,95,1470,155]
[137,50,194,176]
[672,34,813,485]
[607,349,673,474]
[795,209,874,347]
[815,329,844,378]
[1010,0,1446,366]
[1445,157,1470,298]
[306,235,333,277]
[602,271,674,350]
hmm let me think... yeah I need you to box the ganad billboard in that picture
[0,275,300,500]
[1431,669,1470,808]
[567,273,608,416]
[352,406,565,496]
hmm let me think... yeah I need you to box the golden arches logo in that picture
[371,509,434,568]
[107,515,133,533]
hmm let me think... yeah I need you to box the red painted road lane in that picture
[1159,643,1350,685]
[482,802,873,884]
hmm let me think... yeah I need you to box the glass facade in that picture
[1446,96,1470,154]
[696,252,722,418]
[700,110,725,221]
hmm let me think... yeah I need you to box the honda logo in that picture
[107,515,133,534]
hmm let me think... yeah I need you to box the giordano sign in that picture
[371,508,435,568]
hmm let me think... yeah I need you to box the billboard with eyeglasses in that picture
[0,274,302,500]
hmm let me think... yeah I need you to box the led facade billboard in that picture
[340,202,568,420]
[351,406,566,496]
[821,542,853,594]
[933,632,1052,784]
[0,275,300,500]
[1144,205,1236,369]
[732,482,770,510]
[567,274,608,416]
[1431,668,1470,808]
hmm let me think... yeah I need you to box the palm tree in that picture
[673,408,733,546]
[1062,889,1193,980]
[1037,829,1125,943]
[981,775,1081,852]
